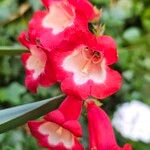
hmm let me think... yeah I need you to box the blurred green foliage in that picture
[0,0,150,149]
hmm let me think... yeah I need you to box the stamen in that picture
[81,53,98,74]
[81,47,92,61]
[56,127,63,135]
[81,49,103,74]
[81,58,92,74]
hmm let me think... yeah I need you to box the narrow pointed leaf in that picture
[0,94,65,134]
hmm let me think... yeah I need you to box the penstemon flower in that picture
[28,0,97,50]
[53,32,122,99]
[19,31,56,92]
[28,96,83,150]
[86,100,132,150]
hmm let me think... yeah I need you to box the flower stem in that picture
[0,46,28,55]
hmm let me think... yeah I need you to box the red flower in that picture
[28,0,97,50]
[28,96,84,150]
[54,33,122,99]
[86,100,132,150]
[19,31,56,92]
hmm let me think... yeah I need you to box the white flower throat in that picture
[63,45,106,85]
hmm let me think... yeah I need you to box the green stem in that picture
[0,46,28,55]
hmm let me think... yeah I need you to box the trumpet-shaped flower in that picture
[28,96,83,150]
[86,100,132,150]
[29,0,97,50]
[19,31,56,92]
[54,33,122,99]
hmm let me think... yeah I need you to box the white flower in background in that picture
[112,100,150,143]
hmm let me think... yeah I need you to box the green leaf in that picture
[0,46,27,55]
[0,82,27,105]
[142,8,150,31]
[0,94,65,134]
[6,82,26,104]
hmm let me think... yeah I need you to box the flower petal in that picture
[63,120,82,137]
[18,31,30,48]
[91,66,122,99]
[29,10,48,38]
[61,76,91,99]
[21,46,56,92]
[96,35,118,65]
[58,96,83,120]
[44,110,65,125]
[42,1,75,34]
[69,0,96,21]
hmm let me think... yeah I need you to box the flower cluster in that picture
[19,0,132,149]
